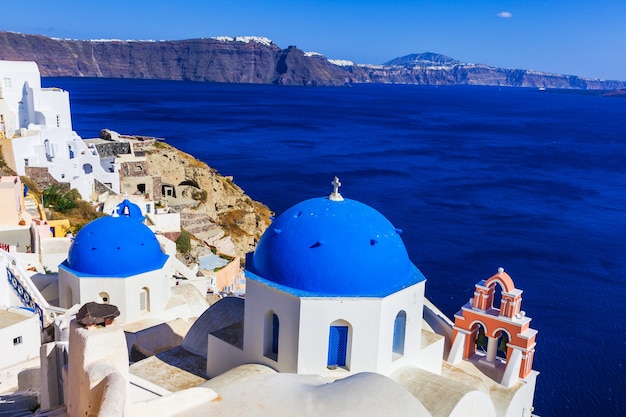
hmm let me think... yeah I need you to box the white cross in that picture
[332,176,341,194]
[329,176,344,201]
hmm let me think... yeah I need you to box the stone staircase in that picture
[23,195,41,220]
[178,212,221,240]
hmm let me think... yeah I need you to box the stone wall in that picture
[94,179,117,196]
[159,231,181,243]
[95,142,131,158]
[24,167,69,193]
[152,176,163,200]
[119,161,149,180]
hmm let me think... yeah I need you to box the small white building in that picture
[56,198,207,326]
[0,307,40,370]
[57,214,171,324]
[0,306,41,392]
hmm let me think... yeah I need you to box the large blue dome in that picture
[248,197,424,297]
[64,215,168,277]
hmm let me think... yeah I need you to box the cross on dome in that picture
[329,176,344,201]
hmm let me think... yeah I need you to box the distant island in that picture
[1,32,625,90]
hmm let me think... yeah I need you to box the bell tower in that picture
[447,268,537,387]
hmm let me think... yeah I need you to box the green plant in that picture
[43,185,80,213]
[191,189,207,202]
[176,228,191,254]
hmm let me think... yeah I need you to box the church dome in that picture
[65,215,168,277]
[248,192,424,297]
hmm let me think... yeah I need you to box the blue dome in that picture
[248,197,424,297]
[64,215,168,277]
[115,199,145,221]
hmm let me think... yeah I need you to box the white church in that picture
[20,178,537,417]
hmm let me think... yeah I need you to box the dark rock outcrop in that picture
[1,32,624,90]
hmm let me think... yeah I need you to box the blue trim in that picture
[6,267,44,327]
[246,266,424,298]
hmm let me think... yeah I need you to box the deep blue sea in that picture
[43,78,626,416]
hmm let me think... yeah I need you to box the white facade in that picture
[58,263,172,324]
[207,277,438,379]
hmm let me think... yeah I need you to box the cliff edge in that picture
[142,140,272,260]
[1,32,624,89]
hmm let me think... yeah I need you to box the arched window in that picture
[98,292,110,304]
[140,287,150,313]
[264,311,279,360]
[392,310,407,359]
[44,139,54,160]
[82,163,93,174]
[327,320,351,370]
[496,330,510,360]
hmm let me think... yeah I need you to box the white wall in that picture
[31,88,72,129]
[0,61,40,132]
[243,279,301,373]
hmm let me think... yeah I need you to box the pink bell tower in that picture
[447,268,538,387]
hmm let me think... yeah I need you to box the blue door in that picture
[327,326,348,367]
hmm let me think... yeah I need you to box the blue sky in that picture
[2,0,625,80]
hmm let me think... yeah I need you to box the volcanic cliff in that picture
[1,32,624,90]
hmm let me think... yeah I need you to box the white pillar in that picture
[447,329,468,364]
[501,347,524,387]
[486,336,498,363]
[66,319,129,417]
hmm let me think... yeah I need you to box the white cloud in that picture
[497,11,513,18]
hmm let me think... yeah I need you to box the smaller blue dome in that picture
[64,215,167,277]
[115,199,145,221]
[248,197,424,297]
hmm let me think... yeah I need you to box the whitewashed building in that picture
[0,60,119,200]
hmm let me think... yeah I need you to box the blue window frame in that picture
[327,325,348,367]
[393,311,406,358]
[271,313,279,355]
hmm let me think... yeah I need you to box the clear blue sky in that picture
[3,0,625,81]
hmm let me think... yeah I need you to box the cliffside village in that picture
[0,60,539,417]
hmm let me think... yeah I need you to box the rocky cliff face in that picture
[143,140,272,259]
[0,32,348,86]
[0,32,623,90]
